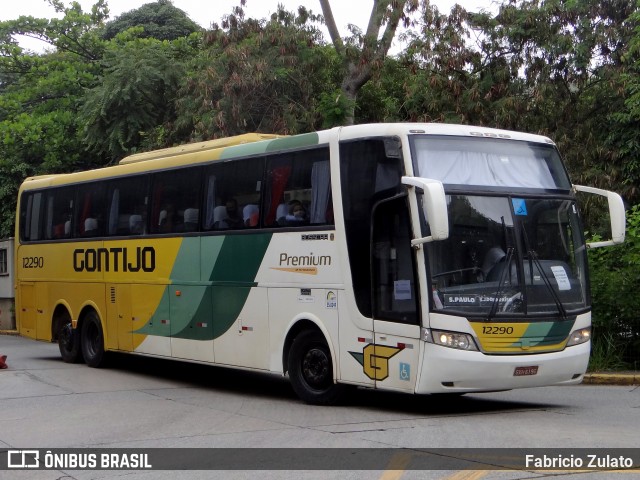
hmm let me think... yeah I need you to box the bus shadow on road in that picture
[98,352,563,415]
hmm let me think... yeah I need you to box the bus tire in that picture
[287,330,345,405]
[58,316,81,364]
[80,311,107,368]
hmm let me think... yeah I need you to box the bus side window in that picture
[74,183,106,238]
[21,192,45,242]
[204,158,264,230]
[45,187,74,240]
[150,167,202,234]
[263,147,332,228]
[107,177,149,236]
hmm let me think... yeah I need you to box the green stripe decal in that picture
[265,133,320,152]
[136,233,273,341]
[218,132,320,160]
[209,233,272,283]
[511,320,574,348]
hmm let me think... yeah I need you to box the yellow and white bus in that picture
[15,124,625,404]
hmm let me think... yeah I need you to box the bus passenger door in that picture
[371,197,421,392]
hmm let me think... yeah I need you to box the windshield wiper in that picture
[521,227,568,320]
[487,246,515,321]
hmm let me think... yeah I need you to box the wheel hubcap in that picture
[60,324,73,352]
[302,347,330,390]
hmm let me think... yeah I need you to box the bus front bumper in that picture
[415,341,590,394]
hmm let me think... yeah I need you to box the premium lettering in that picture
[73,247,155,272]
[279,253,331,267]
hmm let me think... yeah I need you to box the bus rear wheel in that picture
[288,330,345,405]
[58,315,81,364]
[80,311,107,368]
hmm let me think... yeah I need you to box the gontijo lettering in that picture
[73,247,156,272]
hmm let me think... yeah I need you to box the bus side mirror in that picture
[401,176,449,245]
[574,184,626,248]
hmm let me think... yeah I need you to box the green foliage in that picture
[588,331,629,372]
[0,0,108,60]
[102,0,201,41]
[588,204,640,368]
[176,5,334,139]
[78,34,199,160]
[0,0,109,238]
[401,0,638,206]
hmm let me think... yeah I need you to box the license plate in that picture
[514,366,539,376]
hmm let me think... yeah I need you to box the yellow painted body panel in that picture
[16,238,183,347]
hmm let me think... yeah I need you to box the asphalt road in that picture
[1,334,639,480]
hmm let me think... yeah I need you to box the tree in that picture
[78,33,199,160]
[402,0,638,205]
[0,0,108,61]
[102,0,201,41]
[175,4,336,139]
[319,0,418,125]
[588,205,640,368]
[0,1,109,237]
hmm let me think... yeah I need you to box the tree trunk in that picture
[320,0,410,125]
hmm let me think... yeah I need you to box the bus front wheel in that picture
[58,315,81,364]
[288,330,345,405]
[80,311,107,368]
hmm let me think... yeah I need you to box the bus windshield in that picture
[411,136,572,190]
[425,195,589,317]
[410,135,588,318]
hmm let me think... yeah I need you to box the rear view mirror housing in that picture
[574,185,625,248]
[401,176,449,245]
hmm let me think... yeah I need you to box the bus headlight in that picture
[566,327,591,346]
[423,328,478,351]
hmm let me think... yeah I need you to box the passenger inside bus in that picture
[158,203,177,233]
[224,198,244,229]
[284,200,308,225]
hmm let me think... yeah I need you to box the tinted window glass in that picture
[150,168,202,234]
[106,177,149,236]
[340,138,405,318]
[412,136,571,190]
[21,192,45,242]
[75,183,107,238]
[45,187,74,240]
[263,147,332,228]
[203,158,264,231]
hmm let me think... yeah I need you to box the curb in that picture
[0,330,19,336]
[583,373,639,386]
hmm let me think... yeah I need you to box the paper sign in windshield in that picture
[394,280,412,300]
[550,266,571,291]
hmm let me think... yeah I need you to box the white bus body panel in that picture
[416,341,590,393]
[416,312,592,393]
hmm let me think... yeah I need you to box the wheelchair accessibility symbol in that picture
[399,362,410,381]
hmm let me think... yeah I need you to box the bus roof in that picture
[18,123,556,192]
[118,133,283,165]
